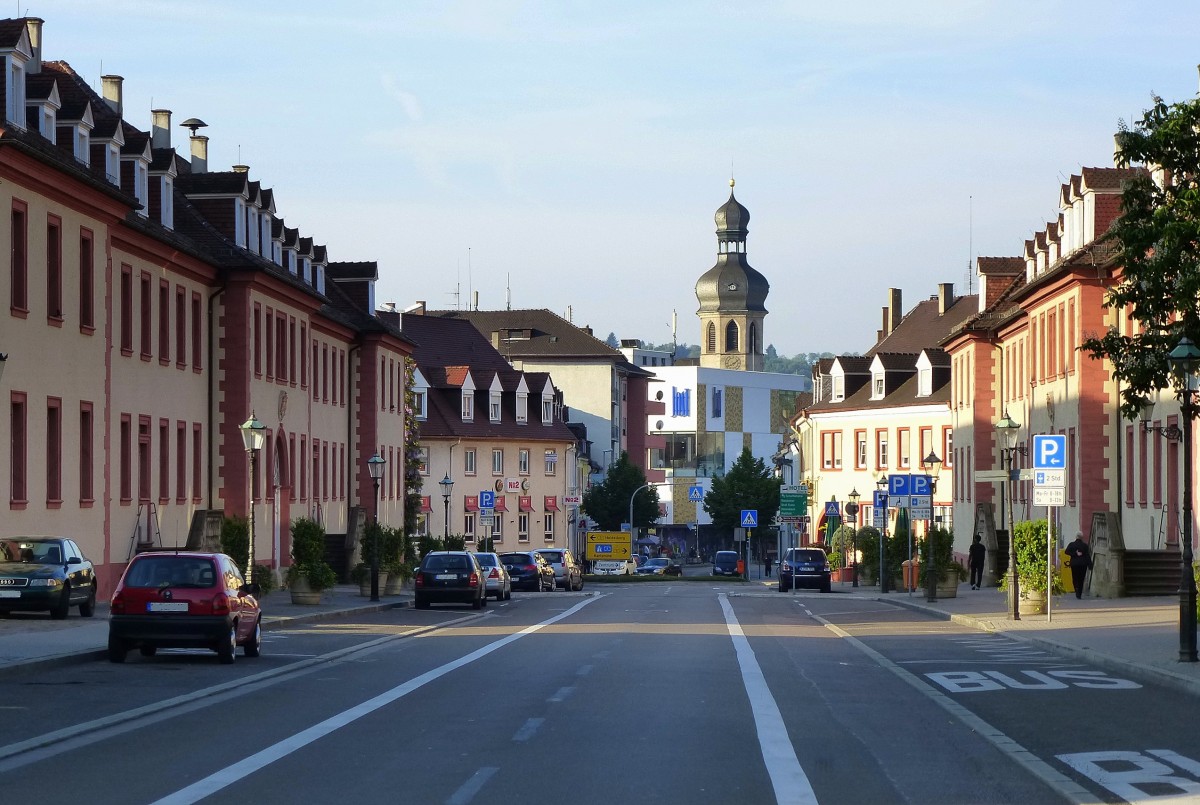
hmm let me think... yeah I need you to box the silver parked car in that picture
[473,552,512,601]
[534,548,583,591]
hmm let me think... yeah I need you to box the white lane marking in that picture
[718,594,818,805]
[813,614,1093,804]
[152,595,603,805]
[446,766,498,805]
[513,718,544,742]
[548,686,575,702]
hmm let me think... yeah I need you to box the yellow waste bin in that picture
[1059,549,1074,593]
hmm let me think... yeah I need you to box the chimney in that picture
[938,283,954,315]
[101,75,123,116]
[887,288,903,335]
[151,110,171,149]
[24,18,43,74]
[190,135,208,174]
[232,164,249,173]
[582,325,592,337]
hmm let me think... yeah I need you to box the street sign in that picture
[975,469,1011,481]
[889,474,909,497]
[479,514,493,526]
[688,484,704,502]
[909,495,932,520]
[873,490,888,509]
[1034,469,1065,487]
[1034,487,1066,507]
[1032,434,1067,469]
[910,474,933,496]
[824,500,841,517]
[563,495,582,506]
[740,510,758,528]
[872,490,888,528]
[780,485,807,517]
[479,490,496,509]
[585,531,632,561]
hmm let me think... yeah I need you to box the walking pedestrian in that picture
[968,534,986,590]
[1066,532,1090,599]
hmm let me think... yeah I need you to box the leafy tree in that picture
[582,452,659,531]
[1081,93,1200,418]
[702,448,781,531]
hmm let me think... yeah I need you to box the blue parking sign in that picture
[1032,434,1067,469]
[479,490,495,509]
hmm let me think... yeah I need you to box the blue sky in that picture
[27,1,1200,355]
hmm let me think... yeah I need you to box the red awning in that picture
[464,495,479,512]
[518,496,533,512]
[543,496,560,512]
[420,496,432,513]
[493,497,508,513]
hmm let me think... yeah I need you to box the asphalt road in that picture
[1,583,1197,804]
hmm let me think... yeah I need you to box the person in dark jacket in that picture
[968,534,986,590]
[1066,533,1090,599]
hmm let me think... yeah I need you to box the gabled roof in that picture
[833,356,871,374]
[327,261,377,281]
[867,292,978,356]
[872,352,917,371]
[176,170,249,196]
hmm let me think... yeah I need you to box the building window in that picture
[265,307,274,379]
[414,390,427,419]
[158,419,170,502]
[79,230,94,330]
[544,449,557,475]
[855,431,867,470]
[724,320,739,351]
[191,293,202,369]
[712,387,723,418]
[175,286,186,366]
[46,217,62,319]
[491,513,503,540]
[120,414,132,503]
[672,387,690,417]
[158,281,170,363]
[10,393,26,504]
[490,390,502,422]
[492,449,504,474]
[516,392,527,423]
[876,430,889,469]
[543,512,555,540]
[462,390,474,421]
[821,431,843,470]
[464,512,476,539]
[120,266,133,353]
[176,421,187,502]
[79,402,93,503]
[872,374,884,399]
[464,449,476,476]
[193,423,203,501]
[943,428,954,467]
[138,417,151,503]
[541,396,553,423]
[898,429,911,469]
[46,398,61,503]
[518,513,530,542]
[140,273,152,359]
[519,448,530,475]
[706,322,716,353]
[300,323,308,387]
[832,375,845,402]
[11,201,28,313]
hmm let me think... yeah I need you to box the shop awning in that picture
[518,496,534,512]
[420,496,432,513]
[464,495,479,512]
[493,497,508,512]
[543,496,560,512]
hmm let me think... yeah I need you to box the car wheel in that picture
[472,594,483,610]
[243,618,262,658]
[217,624,237,664]
[107,634,128,663]
[50,586,71,620]
[415,595,429,610]
[79,586,96,617]
[504,587,511,601]
[820,582,831,593]
[481,594,488,608]
[139,645,157,657]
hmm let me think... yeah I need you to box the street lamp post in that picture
[995,412,1025,621]
[439,473,454,546]
[922,450,943,603]
[367,453,386,603]
[238,412,266,585]
[844,488,860,588]
[875,473,890,593]
[1168,336,1200,662]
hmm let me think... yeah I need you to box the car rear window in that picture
[425,555,470,571]
[125,556,218,588]
[475,554,497,567]
[715,552,738,562]
[538,551,563,562]
[500,553,530,564]
[790,550,826,562]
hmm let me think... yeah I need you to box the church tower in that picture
[695,180,769,371]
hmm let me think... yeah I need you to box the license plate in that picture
[435,574,457,580]
[0,590,19,598]
[147,602,188,612]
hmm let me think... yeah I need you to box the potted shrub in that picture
[857,526,880,584]
[286,517,336,604]
[383,526,412,595]
[999,519,1064,614]
[828,525,851,582]
[357,522,389,594]
[917,526,967,598]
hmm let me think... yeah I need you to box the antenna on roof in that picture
[467,247,473,312]
[506,273,511,310]
[967,195,974,296]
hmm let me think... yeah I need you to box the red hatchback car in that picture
[108,551,262,664]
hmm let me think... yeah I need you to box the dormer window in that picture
[234,199,247,247]
[541,395,553,424]
[832,375,845,402]
[316,266,326,295]
[917,365,932,397]
[134,160,148,217]
[516,392,528,423]
[300,257,310,283]
[871,373,885,400]
[413,390,427,420]
[462,390,474,421]
[489,390,502,422]
[105,143,119,185]
[75,128,88,164]
[6,57,27,129]
[161,176,175,229]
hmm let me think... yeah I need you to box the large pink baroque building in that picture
[0,17,412,596]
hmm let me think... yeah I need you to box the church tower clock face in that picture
[723,355,742,369]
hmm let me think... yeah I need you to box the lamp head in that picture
[1137,396,1156,423]
[439,473,454,498]
[847,487,860,504]
[994,412,1021,451]
[239,411,266,452]
[367,453,386,481]
[922,450,943,479]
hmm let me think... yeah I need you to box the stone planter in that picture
[289,575,322,605]
[358,572,389,597]
[936,571,960,598]
[1019,589,1047,616]
[384,573,408,595]
[833,567,855,583]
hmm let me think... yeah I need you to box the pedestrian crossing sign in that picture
[740,510,758,527]
[688,485,703,502]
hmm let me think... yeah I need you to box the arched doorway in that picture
[273,433,291,566]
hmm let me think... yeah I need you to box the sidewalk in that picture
[0,585,410,673]
[817,576,1200,696]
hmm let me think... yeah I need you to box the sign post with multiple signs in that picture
[1032,434,1067,623]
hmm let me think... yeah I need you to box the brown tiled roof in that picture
[835,356,872,374]
[807,364,949,413]
[873,352,916,370]
[177,170,248,195]
[0,19,27,47]
[867,292,978,356]
[1079,167,1142,190]
[327,261,376,281]
[431,308,622,360]
[977,257,1024,276]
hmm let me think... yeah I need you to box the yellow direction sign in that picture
[585,531,632,561]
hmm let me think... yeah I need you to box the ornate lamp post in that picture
[995,412,1025,621]
[922,450,943,603]
[367,453,386,602]
[238,412,266,585]
[844,488,860,587]
[439,473,454,545]
[1168,336,1200,662]
[875,472,890,593]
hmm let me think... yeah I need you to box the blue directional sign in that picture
[740,509,758,527]
[688,485,704,502]
[910,474,933,496]
[1032,434,1067,469]
[479,490,496,510]
[824,500,841,517]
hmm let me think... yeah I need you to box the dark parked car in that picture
[635,557,682,576]
[712,550,741,577]
[499,551,555,592]
[414,551,487,610]
[108,551,262,663]
[534,548,583,591]
[778,547,832,593]
[0,537,98,619]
